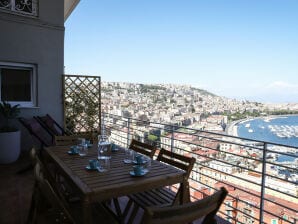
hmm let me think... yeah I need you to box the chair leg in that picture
[122,199,133,220]
[113,198,124,224]
[27,183,41,224]
[127,203,139,224]
[184,182,191,203]
[27,189,37,224]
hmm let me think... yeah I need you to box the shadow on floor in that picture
[0,152,34,224]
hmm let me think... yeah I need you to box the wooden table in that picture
[43,144,187,223]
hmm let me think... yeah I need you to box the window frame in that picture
[0,61,37,108]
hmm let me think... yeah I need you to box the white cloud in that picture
[192,81,298,103]
[247,81,298,103]
[265,81,298,90]
[262,81,298,97]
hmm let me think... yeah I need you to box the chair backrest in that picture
[54,133,95,146]
[34,114,67,137]
[33,156,75,223]
[19,117,53,147]
[157,148,196,204]
[157,148,196,179]
[142,187,228,224]
[129,139,157,158]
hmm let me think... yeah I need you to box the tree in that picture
[136,114,150,126]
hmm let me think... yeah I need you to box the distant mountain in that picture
[190,86,217,97]
[103,82,217,97]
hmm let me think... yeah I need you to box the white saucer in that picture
[68,151,78,155]
[85,165,98,171]
[129,170,148,177]
[133,160,147,165]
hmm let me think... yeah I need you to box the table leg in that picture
[180,181,190,204]
[83,198,92,224]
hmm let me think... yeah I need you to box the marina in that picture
[233,115,298,164]
[268,124,298,138]
[236,115,298,147]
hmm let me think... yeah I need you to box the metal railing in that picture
[102,112,298,224]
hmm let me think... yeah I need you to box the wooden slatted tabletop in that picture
[44,144,186,223]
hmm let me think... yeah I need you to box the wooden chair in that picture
[34,114,68,138]
[27,150,76,224]
[19,117,53,147]
[141,187,228,224]
[28,148,118,224]
[48,135,90,200]
[129,139,157,158]
[53,134,97,205]
[124,148,196,223]
[17,117,53,174]
[107,139,158,222]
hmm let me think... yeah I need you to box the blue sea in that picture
[237,115,298,162]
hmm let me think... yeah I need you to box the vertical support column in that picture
[101,112,105,134]
[170,125,175,153]
[98,76,101,134]
[259,143,267,224]
[62,75,66,131]
[127,117,131,148]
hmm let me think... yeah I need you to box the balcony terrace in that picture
[0,112,297,224]
[1,0,297,222]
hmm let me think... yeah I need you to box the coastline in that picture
[226,120,240,137]
[226,114,298,138]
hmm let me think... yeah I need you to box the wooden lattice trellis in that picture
[62,74,101,134]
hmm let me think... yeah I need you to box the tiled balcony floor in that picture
[0,153,34,224]
[0,152,229,224]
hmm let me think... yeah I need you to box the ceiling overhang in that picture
[64,0,80,21]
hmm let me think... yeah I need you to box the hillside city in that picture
[102,82,298,129]
[101,81,298,224]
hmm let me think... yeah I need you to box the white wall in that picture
[0,0,65,151]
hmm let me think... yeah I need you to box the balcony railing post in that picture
[170,125,174,153]
[127,117,131,148]
[259,143,268,224]
[101,112,105,133]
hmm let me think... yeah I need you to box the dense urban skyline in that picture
[65,0,298,103]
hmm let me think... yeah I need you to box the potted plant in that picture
[0,101,21,164]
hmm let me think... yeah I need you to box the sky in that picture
[65,0,298,103]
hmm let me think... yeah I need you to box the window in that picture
[271,219,277,224]
[0,0,38,16]
[226,210,233,223]
[225,201,233,209]
[0,62,37,107]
